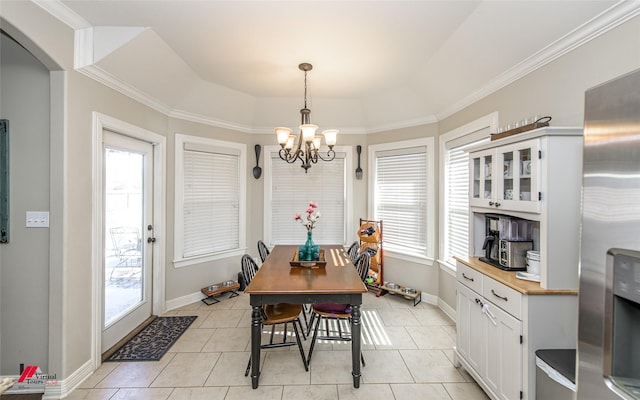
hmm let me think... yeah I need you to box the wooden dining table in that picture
[244,244,368,389]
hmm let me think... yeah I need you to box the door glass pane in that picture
[104,148,144,326]
[483,155,492,199]
[502,151,514,200]
[519,148,532,201]
[472,157,480,199]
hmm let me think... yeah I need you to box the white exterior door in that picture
[101,131,154,352]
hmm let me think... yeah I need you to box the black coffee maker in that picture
[480,214,500,267]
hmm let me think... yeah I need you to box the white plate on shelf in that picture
[516,271,540,282]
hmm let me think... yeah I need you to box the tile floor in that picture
[71,291,489,400]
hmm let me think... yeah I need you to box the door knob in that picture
[147,237,156,243]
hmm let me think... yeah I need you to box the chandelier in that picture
[275,63,338,173]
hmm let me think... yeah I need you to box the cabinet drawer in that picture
[483,277,522,319]
[457,262,482,293]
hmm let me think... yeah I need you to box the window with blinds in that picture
[269,153,346,245]
[441,128,489,269]
[174,134,246,266]
[369,138,434,261]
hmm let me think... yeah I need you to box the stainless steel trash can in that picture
[536,349,576,400]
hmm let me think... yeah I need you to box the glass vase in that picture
[298,230,320,261]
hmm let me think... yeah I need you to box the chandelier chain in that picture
[303,69,308,109]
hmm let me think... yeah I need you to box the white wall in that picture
[437,14,640,311]
[1,0,639,387]
[0,33,51,374]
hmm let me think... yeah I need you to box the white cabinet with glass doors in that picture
[470,139,540,214]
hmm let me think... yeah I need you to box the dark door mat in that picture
[106,316,197,362]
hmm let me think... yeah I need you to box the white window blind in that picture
[444,146,471,266]
[442,133,488,267]
[270,154,346,245]
[182,146,240,258]
[374,146,427,256]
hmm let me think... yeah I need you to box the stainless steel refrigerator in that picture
[578,68,640,399]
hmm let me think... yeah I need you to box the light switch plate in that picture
[26,211,49,228]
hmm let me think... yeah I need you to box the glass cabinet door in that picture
[470,149,495,207]
[497,138,540,213]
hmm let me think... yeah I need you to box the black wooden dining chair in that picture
[241,254,308,376]
[306,252,370,366]
[257,240,270,263]
[346,240,359,262]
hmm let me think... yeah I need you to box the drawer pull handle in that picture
[491,289,508,301]
[462,273,474,282]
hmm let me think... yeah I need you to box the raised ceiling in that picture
[41,0,635,133]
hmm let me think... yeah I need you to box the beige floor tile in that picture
[384,294,420,309]
[202,327,250,352]
[199,309,245,328]
[110,387,174,400]
[151,353,220,387]
[169,328,215,353]
[77,362,120,388]
[64,388,118,399]
[172,310,212,329]
[400,349,466,383]
[441,324,457,340]
[167,386,228,399]
[369,326,417,350]
[443,382,491,400]
[376,308,421,327]
[257,351,311,385]
[410,307,455,326]
[336,383,395,400]
[358,350,414,384]
[310,350,357,385]
[391,383,453,399]
[405,325,456,349]
[224,385,283,400]
[64,293,492,400]
[96,355,175,388]
[282,384,338,400]
[205,351,255,386]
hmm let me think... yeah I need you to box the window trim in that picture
[438,112,497,272]
[263,145,354,247]
[173,133,247,267]
[368,137,435,265]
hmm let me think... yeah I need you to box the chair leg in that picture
[269,324,276,345]
[361,351,366,367]
[301,304,310,332]
[281,322,288,344]
[306,312,316,337]
[245,356,251,377]
[307,314,322,366]
[292,318,309,371]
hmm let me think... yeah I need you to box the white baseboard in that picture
[439,297,456,322]
[42,359,93,399]
[420,292,438,305]
[165,290,207,312]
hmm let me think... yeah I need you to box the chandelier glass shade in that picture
[275,63,338,173]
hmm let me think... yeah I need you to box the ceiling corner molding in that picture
[77,65,173,116]
[169,110,254,133]
[75,26,147,69]
[33,0,91,29]
[437,0,640,121]
[366,115,439,134]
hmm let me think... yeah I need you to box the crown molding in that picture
[76,65,173,115]
[168,109,255,133]
[33,0,91,29]
[436,0,640,121]
[38,0,640,133]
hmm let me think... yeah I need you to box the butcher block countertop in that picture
[454,256,578,295]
